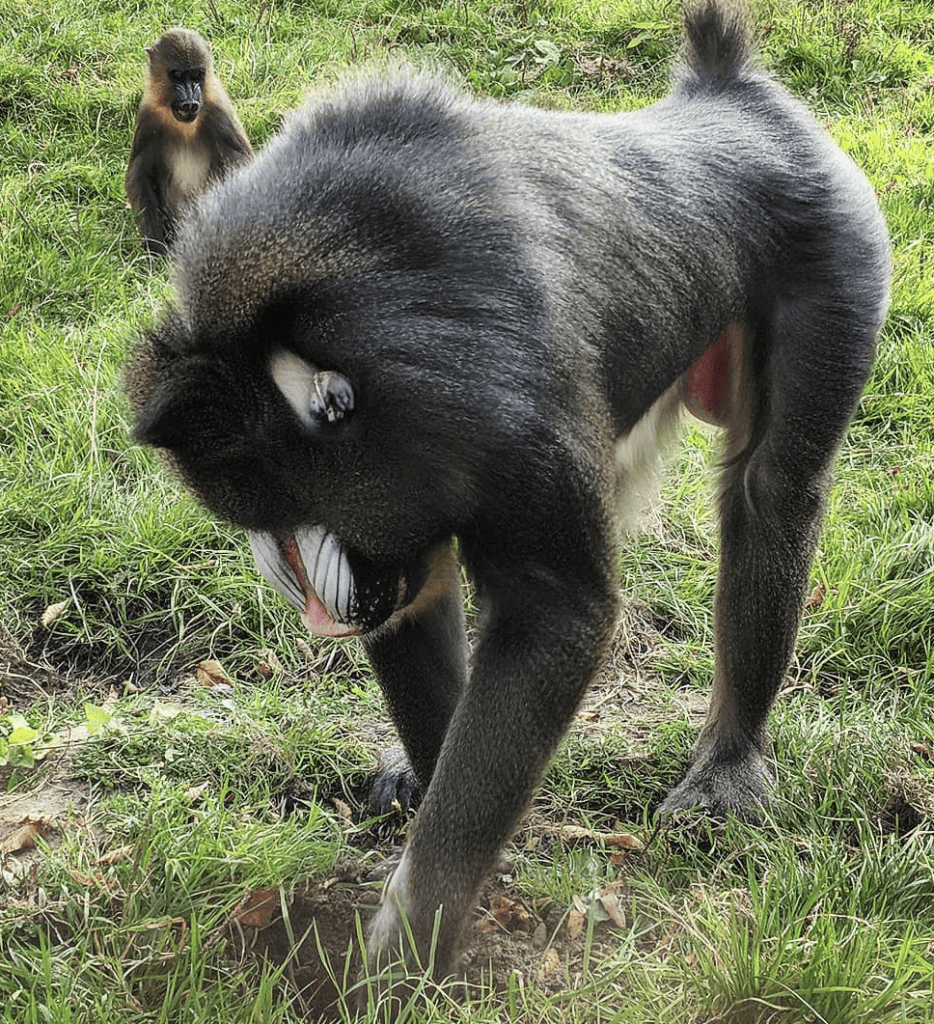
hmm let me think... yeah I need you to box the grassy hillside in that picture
[1,1,932,1021]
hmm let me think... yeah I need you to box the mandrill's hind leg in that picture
[363,543,468,807]
[661,300,878,819]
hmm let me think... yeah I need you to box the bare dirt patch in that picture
[1,602,703,1017]
[221,857,640,1021]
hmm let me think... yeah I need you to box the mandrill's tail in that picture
[679,0,756,88]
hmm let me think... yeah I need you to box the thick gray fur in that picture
[126,0,891,992]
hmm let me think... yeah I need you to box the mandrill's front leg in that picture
[365,558,618,983]
[363,543,468,803]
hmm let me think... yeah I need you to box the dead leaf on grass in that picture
[39,600,69,628]
[536,946,561,983]
[66,868,121,892]
[551,823,644,851]
[256,650,283,679]
[564,882,629,937]
[97,844,134,866]
[0,818,49,855]
[574,53,637,81]
[477,893,533,934]
[183,782,210,802]
[331,797,354,829]
[594,888,627,928]
[235,888,279,930]
[807,584,827,608]
[196,659,233,688]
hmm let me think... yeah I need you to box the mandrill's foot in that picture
[658,742,772,821]
[370,745,422,815]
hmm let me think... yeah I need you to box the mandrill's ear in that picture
[133,385,199,449]
[269,349,355,429]
[129,355,225,452]
[308,370,355,423]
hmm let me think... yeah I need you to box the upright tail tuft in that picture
[680,0,755,85]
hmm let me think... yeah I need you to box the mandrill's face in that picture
[125,322,449,638]
[249,528,412,637]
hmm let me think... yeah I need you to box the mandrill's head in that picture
[125,300,452,638]
[146,28,212,125]
[126,70,539,643]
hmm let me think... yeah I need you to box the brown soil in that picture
[0,604,705,1018]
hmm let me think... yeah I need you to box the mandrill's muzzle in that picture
[250,530,418,637]
[250,527,360,637]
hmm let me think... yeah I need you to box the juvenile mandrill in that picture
[125,28,253,255]
[127,0,890,987]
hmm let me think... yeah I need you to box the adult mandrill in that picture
[126,0,890,988]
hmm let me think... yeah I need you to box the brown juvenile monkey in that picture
[125,28,253,255]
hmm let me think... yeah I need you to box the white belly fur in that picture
[613,382,684,533]
[171,143,211,199]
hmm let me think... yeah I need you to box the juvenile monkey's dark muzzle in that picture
[172,82,202,122]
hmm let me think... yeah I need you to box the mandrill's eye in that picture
[269,349,355,430]
[308,370,354,424]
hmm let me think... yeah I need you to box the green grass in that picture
[1,0,933,1021]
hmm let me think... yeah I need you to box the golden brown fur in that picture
[125,28,252,255]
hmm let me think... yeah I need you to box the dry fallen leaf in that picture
[478,893,532,934]
[66,869,120,892]
[97,844,135,866]
[536,947,561,983]
[183,782,210,802]
[567,908,585,939]
[595,890,627,928]
[236,888,279,929]
[196,659,232,688]
[807,583,826,608]
[0,819,49,855]
[331,797,354,829]
[556,824,593,843]
[552,823,643,851]
[40,600,69,628]
[256,649,283,679]
[604,831,643,851]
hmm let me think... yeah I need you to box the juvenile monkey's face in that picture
[168,67,204,123]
